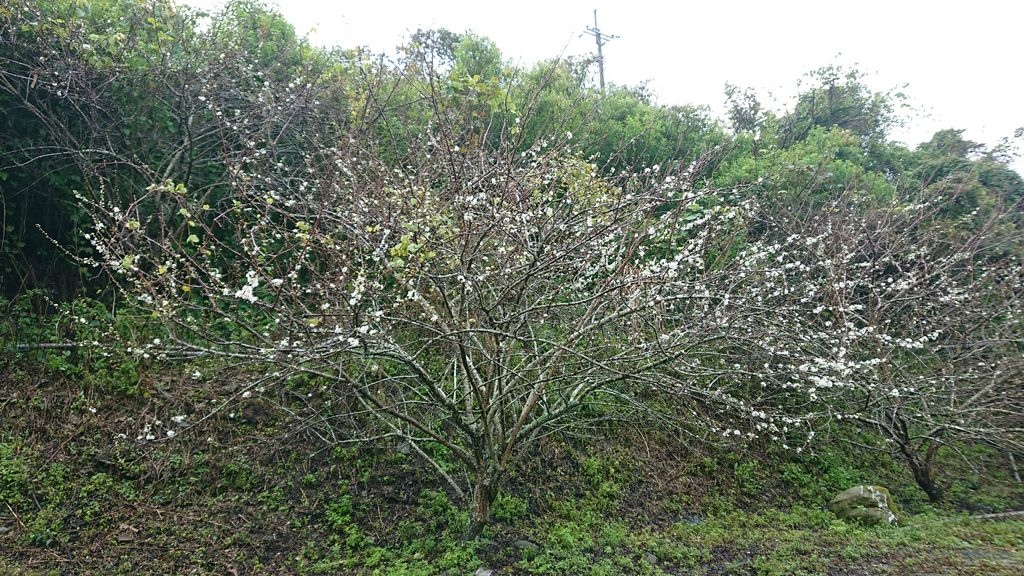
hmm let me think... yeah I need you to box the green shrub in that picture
[26,506,68,547]
[734,460,764,496]
[492,492,529,522]
[0,441,30,508]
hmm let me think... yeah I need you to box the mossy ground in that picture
[2,354,1023,575]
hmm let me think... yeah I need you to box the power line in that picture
[583,9,618,92]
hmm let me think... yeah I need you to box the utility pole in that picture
[584,9,618,92]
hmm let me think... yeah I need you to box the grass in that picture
[2,337,1023,575]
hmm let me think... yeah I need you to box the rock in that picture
[961,549,987,560]
[474,568,493,576]
[511,539,539,552]
[394,439,411,455]
[643,552,659,564]
[829,485,902,527]
[510,539,539,559]
[115,523,138,542]
[680,514,703,526]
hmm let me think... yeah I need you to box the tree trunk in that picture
[466,473,495,539]
[894,429,944,503]
[908,455,943,503]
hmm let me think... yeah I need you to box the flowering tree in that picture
[79,64,810,530]
[746,188,1024,501]
[6,0,807,533]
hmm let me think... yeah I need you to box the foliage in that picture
[3,0,1024,559]
[777,65,905,147]
[0,0,336,296]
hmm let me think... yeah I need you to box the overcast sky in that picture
[183,0,1023,171]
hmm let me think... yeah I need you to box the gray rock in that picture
[829,485,903,527]
[643,552,658,564]
[511,539,539,551]
[474,568,493,576]
[961,549,987,560]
